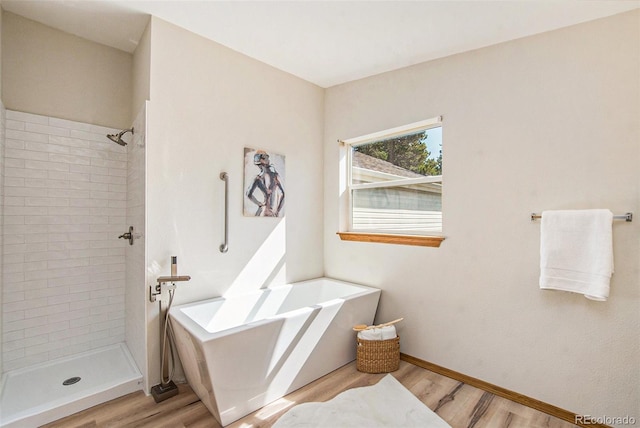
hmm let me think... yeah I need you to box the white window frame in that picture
[342,116,443,236]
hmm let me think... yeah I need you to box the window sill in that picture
[336,232,445,247]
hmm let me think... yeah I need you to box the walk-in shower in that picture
[107,127,134,146]
[0,107,147,427]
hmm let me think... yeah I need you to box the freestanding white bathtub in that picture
[169,277,381,426]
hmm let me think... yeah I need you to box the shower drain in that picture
[62,376,81,386]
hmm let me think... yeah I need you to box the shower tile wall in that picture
[1,110,127,372]
[125,102,146,378]
[0,102,6,373]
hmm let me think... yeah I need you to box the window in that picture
[339,117,444,247]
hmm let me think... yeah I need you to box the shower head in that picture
[107,128,134,146]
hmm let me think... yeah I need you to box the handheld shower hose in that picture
[160,288,177,386]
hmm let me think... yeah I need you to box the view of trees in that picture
[354,130,442,176]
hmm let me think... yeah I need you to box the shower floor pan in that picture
[0,343,142,428]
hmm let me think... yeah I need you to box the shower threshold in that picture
[0,343,142,428]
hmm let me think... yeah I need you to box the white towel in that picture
[539,209,614,301]
[357,325,397,340]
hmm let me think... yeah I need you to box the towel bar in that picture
[530,212,633,222]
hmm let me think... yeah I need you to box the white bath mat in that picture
[273,374,451,428]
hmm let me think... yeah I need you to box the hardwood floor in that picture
[43,360,579,428]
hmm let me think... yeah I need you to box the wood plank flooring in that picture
[43,360,579,428]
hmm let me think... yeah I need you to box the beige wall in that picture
[2,12,132,129]
[324,10,639,422]
[131,20,150,124]
[144,17,325,390]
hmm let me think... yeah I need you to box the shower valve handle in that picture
[118,226,134,245]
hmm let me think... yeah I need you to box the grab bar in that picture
[219,172,229,253]
[531,212,633,222]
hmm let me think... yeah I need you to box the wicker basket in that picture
[356,336,400,373]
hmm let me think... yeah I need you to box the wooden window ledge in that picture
[337,232,445,247]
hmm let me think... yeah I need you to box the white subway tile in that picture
[48,207,91,216]
[49,326,91,341]
[25,251,70,262]
[59,310,95,327]
[25,178,70,189]
[3,110,134,371]
[25,141,64,154]
[25,159,70,172]
[1,180,18,193]
[5,187,48,198]
[69,198,108,208]
[48,275,92,288]
[109,168,127,177]
[3,310,25,323]
[4,196,25,206]
[6,206,46,216]
[71,164,103,175]
[2,348,25,362]
[6,110,49,125]
[3,330,25,343]
[25,286,67,300]
[4,215,25,225]
[47,258,90,270]
[48,117,93,132]
[23,270,49,281]
[48,343,91,360]
[24,216,68,225]
[25,197,70,207]
[1,280,25,293]
[91,256,124,265]
[90,124,119,135]
[21,280,48,291]
[49,153,91,166]
[5,157,25,168]
[5,148,50,161]
[49,170,90,181]
[24,302,69,319]
[2,315,48,333]
[24,317,69,337]
[70,129,111,143]
[56,241,90,250]
[90,319,124,333]
[92,335,123,349]
[90,240,121,249]
[3,299,47,312]
[3,291,25,303]
[90,158,126,169]
[48,188,91,199]
[3,262,25,273]
[109,184,127,193]
[6,119,26,131]
[25,339,67,356]
[5,167,48,179]
[47,291,91,306]
[6,139,25,149]
[25,122,71,137]
[48,224,91,233]
[4,253,25,263]
[4,244,27,254]
[6,129,49,143]
[24,261,48,272]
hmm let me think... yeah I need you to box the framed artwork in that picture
[243,148,286,217]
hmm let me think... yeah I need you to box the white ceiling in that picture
[2,1,639,88]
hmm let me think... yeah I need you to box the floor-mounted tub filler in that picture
[170,277,381,427]
[0,343,142,428]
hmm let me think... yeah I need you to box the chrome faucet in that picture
[118,226,134,245]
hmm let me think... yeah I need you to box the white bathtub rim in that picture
[169,277,380,343]
[0,343,142,427]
